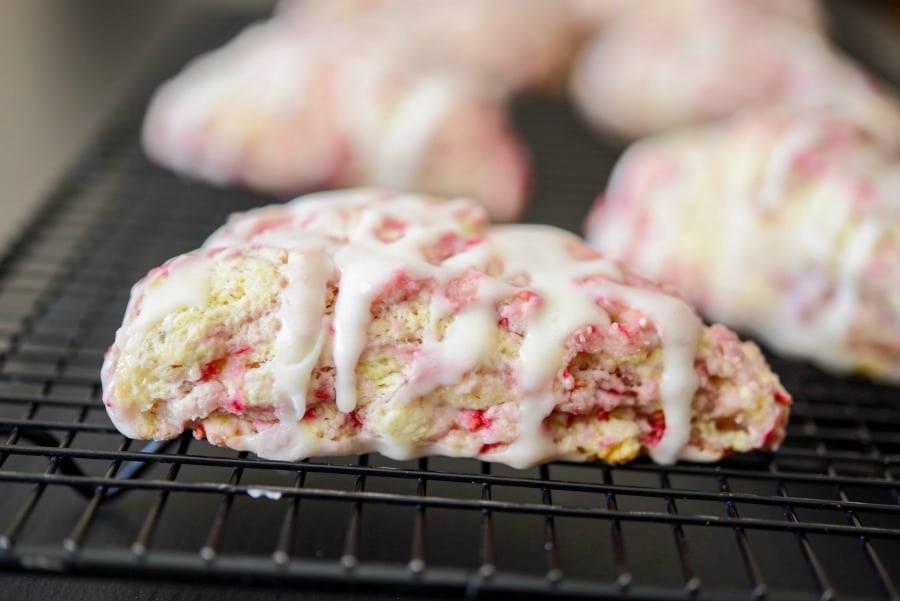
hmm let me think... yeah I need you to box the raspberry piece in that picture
[642,410,666,447]
[227,397,246,414]
[463,409,491,432]
[479,442,503,454]
[346,411,363,429]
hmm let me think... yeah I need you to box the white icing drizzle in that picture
[330,245,414,413]
[271,250,333,421]
[758,119,829,211]
[390,287,507,405]
[372,76,460,189]
[479,226,701,466]
[488,228,617,390]
[130,256,211,336]
[606,285,701,464]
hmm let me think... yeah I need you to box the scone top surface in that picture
[103,189,790,467]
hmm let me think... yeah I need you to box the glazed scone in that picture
[142,19,529,221]
[570,0,899,141]
[566,0,824,35]
[278,0,601,94]
[102,190,791,467]
[586,108,900,382]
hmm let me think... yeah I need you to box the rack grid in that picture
[0,10,898,601]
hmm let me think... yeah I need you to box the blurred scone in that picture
[279,0,605,94]
[142,19,530,221]
[570,0,900,140]
[586,108,900,382]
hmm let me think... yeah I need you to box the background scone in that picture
[570,0,900,140]
[103,190,790,468]
[586,108,900,382]
[278,0,595,94]
[142,19,529,221]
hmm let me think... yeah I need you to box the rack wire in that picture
[0,10,898,601]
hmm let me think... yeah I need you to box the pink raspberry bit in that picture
[227,397,246,414]
[762,425,782,447]
[146,262,172,280]
[461,409,491,432]
[193,424,206,440]
[793,151,826,176]
[572,325,599,347]
[200,360,222,381]
[560,369,575,390]
[430,231,479,261]
[346,411,363,429]
[302,408,318,422]
[479,442,504,455]
[642,410,666,447]
[612,322,633,340]
[250,216,291,236]
[774,390,793,405]
[375,271,427,304]
[374,216,408,242]
[314,386,333,401]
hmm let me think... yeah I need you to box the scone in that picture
[570,0,899,141]
[586,108,900,382]
[278,0,597,94]
[102,190,791,468]
[142,19,529,221]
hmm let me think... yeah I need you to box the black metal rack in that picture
[0,9,898,601]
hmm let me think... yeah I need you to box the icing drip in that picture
[373,76,460,188]
[130,256,211,336]
[411,301,501,394]
[486,227,618,389]
[478,226,702,466]
[331,245,410,413]
[271,250,333,421]
[758,120,830,211]
[606,285,701,464]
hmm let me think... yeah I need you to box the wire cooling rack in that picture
[0,10,899,601]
